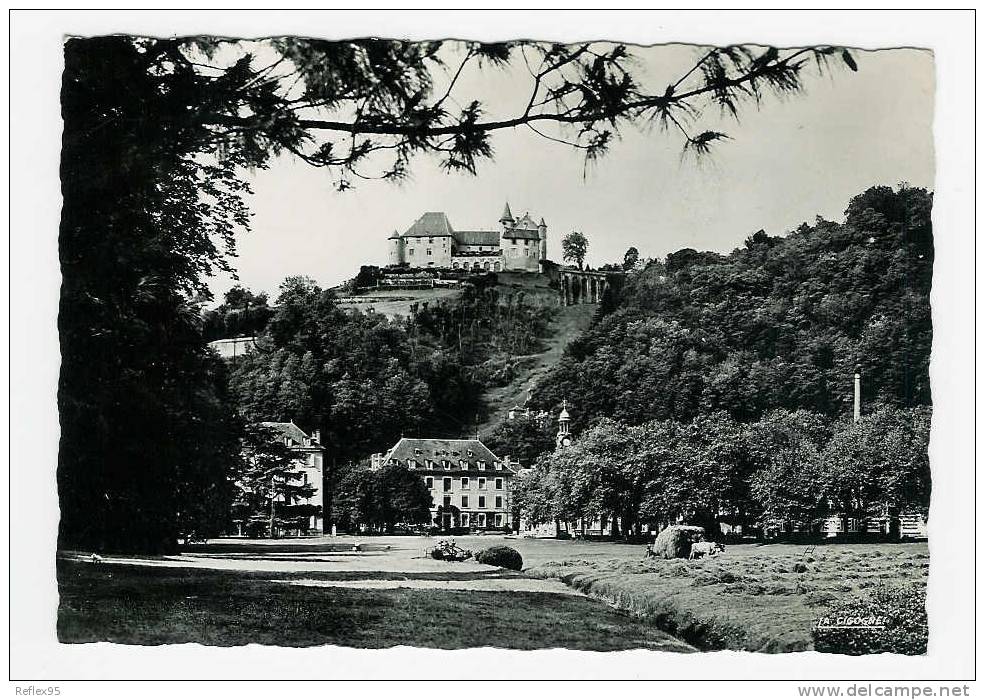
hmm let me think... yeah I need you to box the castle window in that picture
[428,237,434,244]
[426,249,432,256]
[408,248,414,256]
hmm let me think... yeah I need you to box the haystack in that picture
[653,525,706,559]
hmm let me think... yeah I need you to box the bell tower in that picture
[556,399,572,448]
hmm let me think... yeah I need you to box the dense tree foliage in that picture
[226,276,558,520]
[517,406,930,536]
[531,185,933,429]
[333,464,432,533]
[58,37,267,553]
[202,286,274,342]
[484,413,557,467]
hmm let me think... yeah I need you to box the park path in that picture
[60,536,589,596]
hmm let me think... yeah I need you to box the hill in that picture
[528,184,933,432]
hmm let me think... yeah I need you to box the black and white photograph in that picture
[7,8,977,692]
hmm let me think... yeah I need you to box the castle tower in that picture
[556,399,572,448]
[387,230,405,266]
[538,217,548,260]
[500,201,514,233]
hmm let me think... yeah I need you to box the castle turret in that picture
[388,230,405,266]
[538,217,548,260]
[500,201,514,233]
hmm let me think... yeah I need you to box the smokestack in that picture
[853,365,861,422]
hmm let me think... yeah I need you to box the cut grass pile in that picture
[56,559,693,651]
[527,543,929,653]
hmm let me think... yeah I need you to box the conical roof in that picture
[500,201,514,222]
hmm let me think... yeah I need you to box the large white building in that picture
[371,437,518,532]
[387,202,547,273]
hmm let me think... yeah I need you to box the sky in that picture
[207,43,935,302]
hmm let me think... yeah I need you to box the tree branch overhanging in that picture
[181,39,857,187]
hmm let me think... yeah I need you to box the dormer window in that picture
[478,461,486,471]
[414,448,422,456]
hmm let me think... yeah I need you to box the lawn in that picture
[525,541,930,653]
[56,558,692,651]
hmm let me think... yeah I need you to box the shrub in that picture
[652,525,705,559]
[813,583,928,655]
[793,562,810,573]
[475,545,523,571]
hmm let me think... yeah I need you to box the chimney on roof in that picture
[312,429,321,445]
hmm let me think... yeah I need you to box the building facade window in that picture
[495,496,503,509]
[477,513,486,527]
[478,496,486,509]
[495,478,503,490]
[461,477,469,489]
[495,514,504,527]
[442,477,452,492]
[443,495,451,507]
[461,513,470,527]
[461,495,469,508]
[425,477,433,488]
[478,477,486,490]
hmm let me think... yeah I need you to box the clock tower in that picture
[556,399,573,448]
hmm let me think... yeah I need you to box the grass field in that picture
[526,541,930,653]
[56,537,929,653]
[56,556,692,651]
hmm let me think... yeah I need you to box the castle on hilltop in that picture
[387,202,547,273]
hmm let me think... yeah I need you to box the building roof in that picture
[387,229,401,240]
[260,421,320,448]
[454,230,501,246]
[500,201,514,222]
[403,212,455,237]
[383,437,503,466]
[513,212,540,230]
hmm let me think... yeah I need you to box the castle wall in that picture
[403,234,453,268]
[501,238,541,271]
